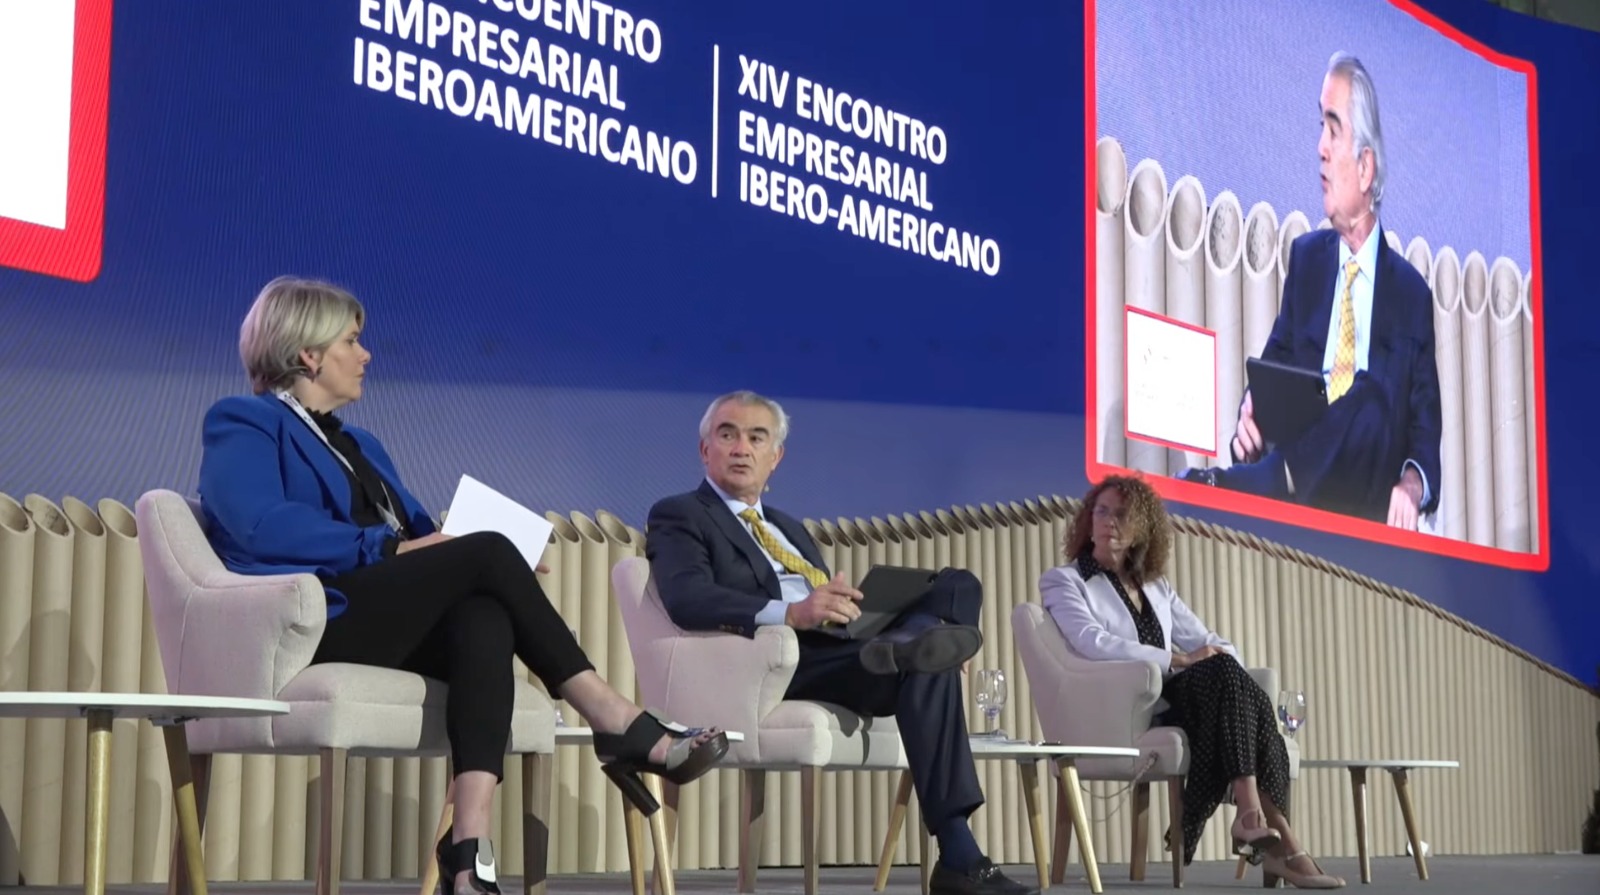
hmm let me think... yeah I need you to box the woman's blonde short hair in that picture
[238,276,365,394]
[1063,474,1173,585]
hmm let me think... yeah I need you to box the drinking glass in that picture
[1277,688,1307,738]
[973,669,1008,739]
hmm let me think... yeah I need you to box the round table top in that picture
[0,692,289,722]
[1301,758,1460,770]
[556,726,747,744]
[968,738,1141,759]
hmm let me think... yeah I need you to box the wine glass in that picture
[973,669,1008,739]
[1277,688,1307,738]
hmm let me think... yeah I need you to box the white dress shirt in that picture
[703,478,812,626]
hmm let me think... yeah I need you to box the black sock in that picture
[934,816,982,872]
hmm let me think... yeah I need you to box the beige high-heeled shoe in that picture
[1231,807,1283,858]
[1261,851,1346,889]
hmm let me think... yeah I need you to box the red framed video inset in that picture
[0,0,113,282]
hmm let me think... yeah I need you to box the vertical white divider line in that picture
[711,44,721,198]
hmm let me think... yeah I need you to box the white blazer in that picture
[1038,563,1235,677]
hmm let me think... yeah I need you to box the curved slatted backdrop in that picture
[0,491,1593,885]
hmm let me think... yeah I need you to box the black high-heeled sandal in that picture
[435,826,500,895]
[592,710,729,815]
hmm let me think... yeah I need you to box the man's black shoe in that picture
[859,623,982,676]
[928,858,1039,895]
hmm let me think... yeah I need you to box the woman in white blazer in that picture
[1039,475,1343,889]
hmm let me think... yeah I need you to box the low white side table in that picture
[875,739,1142,895]
[0,692,288,895]
[1301,758,1461,884]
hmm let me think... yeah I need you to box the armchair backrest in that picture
[1012,602,1164,749]
[611,556,681,712]
[135,489,326,703]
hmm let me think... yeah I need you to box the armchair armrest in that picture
[1040,649,1164,749]
[167,569,327,700]
[649,624,798,739]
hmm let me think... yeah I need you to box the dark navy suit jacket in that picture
[645,481,827,638]
[1260,227,1442,512]
[197,394,436,616]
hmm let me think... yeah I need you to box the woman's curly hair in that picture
[1063,474,1173,585]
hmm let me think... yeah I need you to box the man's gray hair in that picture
[238,275,365,394]
[699,390,791,447]
[1328,51,1386,213]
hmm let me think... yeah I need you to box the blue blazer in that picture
[197,394,437,616]
[644,481,829,638]
[1261,227,1442,512]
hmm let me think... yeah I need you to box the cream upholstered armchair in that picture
[1011,602,1299,889]
[135,489,558,895]
[611,556,908,895]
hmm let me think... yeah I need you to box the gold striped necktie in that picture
[1328,257,1361,403]
[739,507,828,588]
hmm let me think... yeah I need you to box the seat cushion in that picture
[188,663,555,756]
[741,701,907,769]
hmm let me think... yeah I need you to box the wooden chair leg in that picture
[1129,781,1150,882]
[648,780,681,895]
[736,770,766,894]
[1058,760,1101,895]
[623,800,646,895]
[1235,854,1249,880]
[801,767,821,895]
[1166,777,1184,889]
[1050,775,1072,886]
[167,752,211,895]
[421,779,455,895]
[160,726,208,895]
[521,754,552,895]
[316,748,348,895]
[643,776,675,895]
[875,770,914,891]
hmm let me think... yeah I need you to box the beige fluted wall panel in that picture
[1431,247,1467,542]
[1522,275,1538,552]
[1096,136,1128,468]
[1122,157,1168,475]
[1488,257,1530,553]
[0,490,1595,883]
[1239,201,1281,463]
[0,495,33,886]
[1206,191,1244,471]
[1275,211,1311,308]
[1460,251,1495,547]
[1164,174,1208,472]
[20,495,72,886]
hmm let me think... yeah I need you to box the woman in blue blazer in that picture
[1039,476,1342,889]
[199,276,727,895]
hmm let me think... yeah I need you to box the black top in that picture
[308,409,408,555]
[1077,549,1164,649]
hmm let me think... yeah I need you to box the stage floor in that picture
[9,855,1598,894]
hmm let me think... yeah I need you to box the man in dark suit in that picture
[646,390,1036,895]
[1183,52,1441,529]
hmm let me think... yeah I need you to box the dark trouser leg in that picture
[788,568,986,829]
[319,531,594,690]
[403,597,518,776]
[1281,375,1398,520]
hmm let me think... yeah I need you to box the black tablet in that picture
[1245,357,1328,446]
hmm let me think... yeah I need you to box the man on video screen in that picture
[1181,52,1441,530]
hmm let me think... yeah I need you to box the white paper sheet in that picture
[440,474,553,571]
[1125,307,1218,456]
